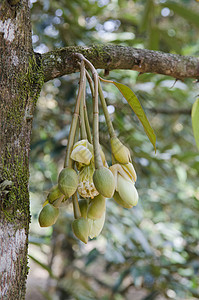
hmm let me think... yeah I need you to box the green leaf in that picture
[191,98,199,150]
[112,81,156,152]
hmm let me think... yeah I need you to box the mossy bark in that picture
[42,44,199,82]
[0,1,43,299]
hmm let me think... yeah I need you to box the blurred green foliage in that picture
[29,0,199,299]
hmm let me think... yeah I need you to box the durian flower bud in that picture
[47,185,63,204]
[79,199,88,218]
[87,195,106,220]
[122,162,137,182]
[78,163,99,199]
[111,137,131,164]
[110,163,138,207]
[113,191,133,209]
[71,139,93,166]
[88,211,106,239]
[93,167,115,198]
[39,204,59,227]
[117,174,138,207]
[58,167,78,198]
[72,217,89,244]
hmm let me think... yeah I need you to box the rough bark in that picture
[41,44,199,82]
[0,1,43,299]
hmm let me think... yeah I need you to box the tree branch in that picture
[40,44,199,82]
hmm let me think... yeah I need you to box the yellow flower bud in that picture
[122,162,137,182]
[39,204,59,227]
[111,137,131,164]
[117,174,138,207]
[72,217,89,244]
[93,167,115,198]
[58,167,78,198]
[87,195,106,220]
[71,139,93,165]
[113,191,133,209]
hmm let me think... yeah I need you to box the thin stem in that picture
[99,76,114,84]
[98,80,116,139]
[79,79,87,140]
[72,193,81,219]
[74,120,80,144]
[92,73,103,169]
[85,70,94,98]
[83,97,92,143]
[74,53,103,169]
[84,70,94,143]
[64,61,86,168]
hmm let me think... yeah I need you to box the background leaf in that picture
[112,81,156,152]
[191,98,199,150]
[161,2,199,28]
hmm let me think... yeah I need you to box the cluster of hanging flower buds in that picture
[38,53,138,243]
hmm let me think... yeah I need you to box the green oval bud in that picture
[39,204,59,227]
[72,217,89,244]
[117,174,138,206]
[79,199,88,218]
[87,195,106,220]
[58,167,78,198]
[113,191,133,209]
[93,167,115,198]
[111,137,130,164]
[47,185,63,204]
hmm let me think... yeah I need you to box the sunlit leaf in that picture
[191,98,199,150]
[112,81,156,152]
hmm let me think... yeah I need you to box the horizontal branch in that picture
[40,44,199,82]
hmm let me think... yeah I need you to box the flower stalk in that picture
[98,80,116,139]
[64,60,86,168]
[74,53,103,169]
[72,193,81,219]
[79,79,87,140]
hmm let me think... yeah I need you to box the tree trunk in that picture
[0,1,43,299]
